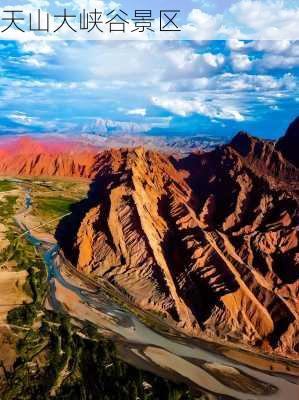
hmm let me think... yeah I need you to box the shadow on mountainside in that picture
[55,172,124,266]
[55,141,298,352]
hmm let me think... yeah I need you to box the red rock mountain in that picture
[56,123,298,357]
[0,122,298,356]
[0,136,99,179]
[229,131,299,197]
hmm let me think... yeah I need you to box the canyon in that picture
[0,118,298,357]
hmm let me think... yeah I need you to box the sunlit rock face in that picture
[56,125,299,357]
[0,136,99,179]
[1,121,298,356]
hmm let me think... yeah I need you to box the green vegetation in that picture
[7,260,47,326]
[3,230,38,269]
[1,180,197,399]
[3,313,195,400]
[0,194,19,264]
[0,180,16,192]
[55,332,195,400]
[33,196,75,220]
[0,195,17,220]
[3,203,48,326]
[3,232,197,399]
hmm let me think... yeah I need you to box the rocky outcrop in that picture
[174,144,298,353]
[276,116,299,168]
[229,130,299,199]
[57,139,299,356]
[1,125,298,357]
[0,136,98,179]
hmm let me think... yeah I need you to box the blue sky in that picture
[1,0,299,40]
[0,39,298,140]
[0,0,299,140]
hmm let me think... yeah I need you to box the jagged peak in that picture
[231,131,253,141]
[276,116,299,168]
[229,131,258,157]
[284,116,299,138]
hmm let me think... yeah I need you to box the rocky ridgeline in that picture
[1,119,298,356]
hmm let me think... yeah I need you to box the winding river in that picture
[15,185,299,399]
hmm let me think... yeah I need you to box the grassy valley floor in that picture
[0,178,197,400]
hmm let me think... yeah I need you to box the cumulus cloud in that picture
[167,72,296,93]
[259,54,299,69]
[0,38,298,136]
[250,40,293,53]
[165,47,225,80]
[217,72,296,91]
[225,39,299,70]
[229,0,299,39]
[182,8,223,40]
[178,1,299,40]
[151,96,245,121]
[227,39,246,51]
[22,41,55,55]
[202,52,225,68]
[231,53,253,71]
[166,48,198,70]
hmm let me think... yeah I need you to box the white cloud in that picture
[270,105,280,110]
[166,77,210,92]
[227,39,295,55]
[166,72,297,94]
[151,96,245,121]
[216,72,296,91]
[226,40,299,70]
[166,48,198,70]
[127,108,147,117]
[229,0,299,39]
[231,53,252,71]
[165,47,225,80]
[202,52,225,68]
[8,111,40,126]
[22,41,55,55]
[182,8,223,40]
[250,40,292,53]
[0,1,299,41]
[227,39,246,51]
[152,97,195,117]
[22,57,47,68]
[1,38,297,131]
[28,0,50,7]
[246,40,299,69]
[259,54,299,69]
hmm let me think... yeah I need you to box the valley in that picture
[0,177,298,400]
[0,117,298,399]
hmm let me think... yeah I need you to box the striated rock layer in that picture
[56,120,299,357]
[1,121,299,356]
[0,136,99,179]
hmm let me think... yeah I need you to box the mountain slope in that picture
[0,136,99,179]
[276,116,299,168]
[57,142,299,356]
[229,130,299,197]
[0,125,298,356]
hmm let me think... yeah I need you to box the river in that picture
[15,184,299,399]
